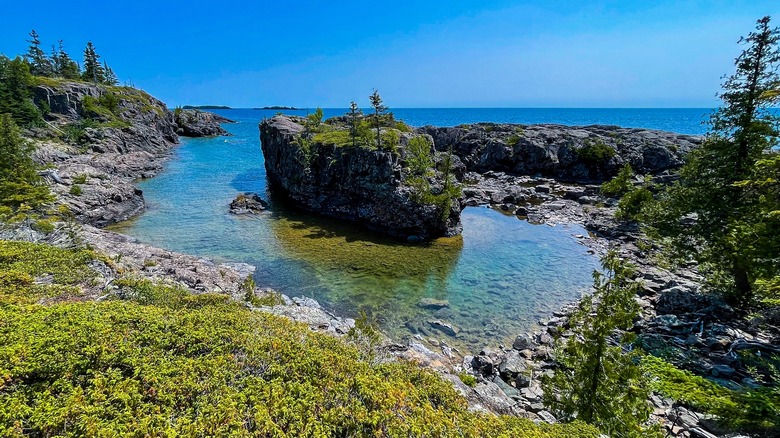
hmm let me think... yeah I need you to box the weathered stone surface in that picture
[229,192,268,215]
[420,123,701,182]
[428,319,460,337]
[259,115,463,239]
[175,109,234,137]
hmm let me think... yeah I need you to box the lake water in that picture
[111,108,711,351]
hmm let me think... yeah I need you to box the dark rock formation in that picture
[420,123,702,183]
[230,192,268,215]
[174,109,234,137]
[259,115,463,239]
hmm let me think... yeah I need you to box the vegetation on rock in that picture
[644,16,780,307]
[0,240,599,437]
[543,251,657,438]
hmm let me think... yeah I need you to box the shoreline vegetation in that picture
[0,17,778,438]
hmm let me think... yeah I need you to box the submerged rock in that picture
[229,192,268,215]
[418,298,450,310]
[427,319,460,336]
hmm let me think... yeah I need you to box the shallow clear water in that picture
[112,108,707,351]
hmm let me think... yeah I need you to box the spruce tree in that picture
[0,56,43,126]
[25,30,53,77]
[56,40,81,79]
[0,114,52,212]
[347,101,362,147]
[646,16,780,305]
[82,42,105,83]
[542,251,655,438]
[104,62,118,85]
[369,89,387,150]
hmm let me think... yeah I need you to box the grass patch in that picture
[577,140,616,165]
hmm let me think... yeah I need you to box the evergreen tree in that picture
[0,56,43,126]
[347,101,362,147]
[25,30,53,77]
[104,62,118,85]
[56,40,81,79]
[82,42,105,83]
[542,251,656,438]
[369,89,387,149]
[646,16,780,305]
[0,114,52,213]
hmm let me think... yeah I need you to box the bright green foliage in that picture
[406,135,435,177]
[0,240,599,438]
[543,251,658,438]
[305,107,324,132]
[645,17,780,305]
[601,164,635,197]
[0,56,43,126]
[311,130,351,147]
[642,354,780,434]
[0,240,97,305]
[458,372,478,387]
[0,115,53,216]
[395,120,413,132]
[577,140,616,166]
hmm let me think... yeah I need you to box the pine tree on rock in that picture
[347,101,362,147]
[104,62,118,85]
[56,40,81,80]
[646,16,780,306]
[542,250,657,438]
[369,89,388,150]
[82,42,105,83]
[25,30,53,77]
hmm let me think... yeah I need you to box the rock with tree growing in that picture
[259,97,463,240]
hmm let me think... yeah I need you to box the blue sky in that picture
[1,0,779,108]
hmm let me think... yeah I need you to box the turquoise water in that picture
[113,108,706,351]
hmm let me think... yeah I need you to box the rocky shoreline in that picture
[14,88,774,436]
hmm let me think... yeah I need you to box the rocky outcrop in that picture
[30,80,229,227]
[259,115,463,240]
[420,123,702,182]
[174,109,234,137]
[229,192,268,215]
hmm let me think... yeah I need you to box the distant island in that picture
[182,105,232,109]
[255,105,300,110]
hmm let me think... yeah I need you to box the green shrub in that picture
[72,173,88,184]
[578,140,616,165]
[615,187,653,221]
[406,135,434,177]
[601,164,634,197]
[642,354,779,434]
[33,219,55,234]
[69,184,83,196]
[395,120,413,132]
[0,240,601,437]
[312,130,351,147]
[459,371,477,387]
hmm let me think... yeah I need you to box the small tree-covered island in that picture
[0,9,779,438]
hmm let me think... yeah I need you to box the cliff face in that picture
[260,115,462,240]
[420,123,702,182]
[30,80,229,227]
